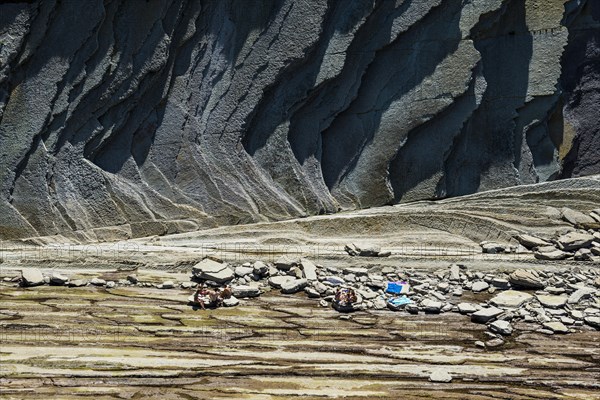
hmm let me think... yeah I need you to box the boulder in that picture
[268,276,294,289]
[356,243,381,257]
[490,290,533,308]
[192,258,234,283]
[515,234,550,249]
[281,279,308,294]
[50,272,69,285]
[274,255,299,270]
[20,269,45,287]
[253,261,269,276]
[471,307,504,323]
[508,269,544,289]
[557,232,595,251]
[561,207,596,225]
[68,279,88,287]
[126,274,139,284]
[90,278,106,286]
[232,285,261,298]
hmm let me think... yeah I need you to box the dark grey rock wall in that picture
[0,0,598,240]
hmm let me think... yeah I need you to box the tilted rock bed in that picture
[15,255,600,347]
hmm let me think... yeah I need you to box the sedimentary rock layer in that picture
[0,0,598,240]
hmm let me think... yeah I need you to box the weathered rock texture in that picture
[0,0,599,240]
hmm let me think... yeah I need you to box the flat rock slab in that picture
[535,250,572,260]
[536,294,568,308]
[508,269,544,289]
[471,307,504,323]
[557,232,595,251]
[490,290,534,308]
[192,259,234,283]
[516,234,550,249]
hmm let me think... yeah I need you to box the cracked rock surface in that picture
[1,0,599,240]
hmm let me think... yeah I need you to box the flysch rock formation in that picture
[1,0,599,241]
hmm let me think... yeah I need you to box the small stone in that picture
[574,248,593,261]
[471,307,504,323]
[300,258,318,281]
[20,269,45,287]
[324,276,345,286]
[405,303,419,314]
[561,316,575,325]
[546,286,566,295]
[304,287,321,298]
[568,287,596,304]
[485,338,505,348]
[584,316,600,329]
[452,288,463,297]
[106,281,116,288]
[126,274,138,284]
[472,281,489,293]
[91,278,106,286]
[223,296,239,307]
[235,266,254,277]
[421,299,442,313]
[489,320,513,336]
[281,279,308,294]
[232,285,261,298]
[181,282,194,289]
[319,299,329,307]
[491,278,510,289]
[449,264,461,281]
[160,281,175,289]
[343,267,368,276]
[543,321,569,333]
[68,279,87,287]
[373,297,387,310]
[429,369,452,383]
[475,340,486,348]
[458,303,478,314]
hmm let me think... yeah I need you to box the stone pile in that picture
[14,256,600,340]
[479,208,600,262]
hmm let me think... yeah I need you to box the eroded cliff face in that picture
[0,0,598,241]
